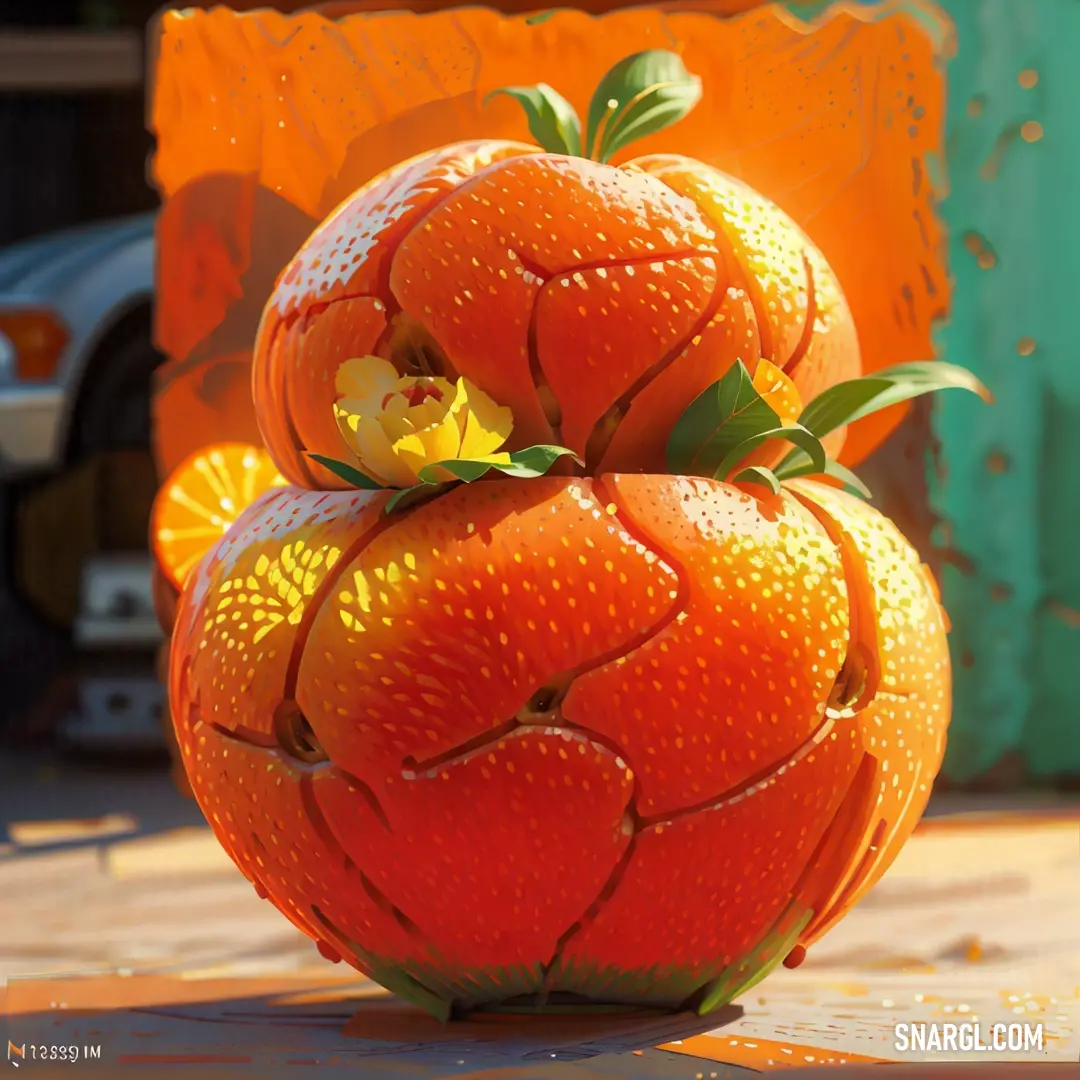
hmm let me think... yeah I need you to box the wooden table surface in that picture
[3,755,1078,1077]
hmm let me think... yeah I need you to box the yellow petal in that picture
[407,394,452,431]
[379,394,418,441]
[454,378,514,457]
[751,359,804,426]
[415,414,463,465]
[335,356,400,415]
[333,404,366,460]
[389,432,432,476]
[352,416,419,488]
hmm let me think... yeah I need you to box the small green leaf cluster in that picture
[309,446,580,515]
[485,49,701,162]
[666,360,991,497]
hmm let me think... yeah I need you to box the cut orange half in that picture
[151,442,287,591]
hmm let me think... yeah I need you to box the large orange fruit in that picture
[168,51,982,1018]
[253,138,858,489]
[170,473,948,1016]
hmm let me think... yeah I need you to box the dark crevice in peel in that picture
[259,316,319,488]
[690,744,877,1011]
[273,700,329,763]
[516,248,724,461]
[639,714,838,829]
[789,488,883,715]
[299,775,423,946]
[280,510,399,704]
[198,719,391,833]
[376,312,456,381]
[402,718,522,775]
[205,719,278,749]
[538,835,640,1001]
[514,246,721,283]
[307,902,447,1013]
[808,761,922,943]
[781,253,818,380]
[403,476,692,780]
[355,864,426,939]
[584,262,729,473]
[273,291,393,486]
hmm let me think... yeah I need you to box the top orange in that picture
[252,51,860,489]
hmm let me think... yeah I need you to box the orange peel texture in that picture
[153,4,949,473]
[253,146,860,486]
[157,1,954,1016]
[171,476,950,1012]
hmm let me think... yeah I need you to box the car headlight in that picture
[0,308,70,381]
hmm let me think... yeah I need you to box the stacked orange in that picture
[157,51,979,1018]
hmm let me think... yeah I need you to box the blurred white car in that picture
[0,212,157,479]
[0,214,165,742]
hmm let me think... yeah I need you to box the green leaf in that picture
[417,459,494,485]
[732,466,781,494]
[415,445,580,486]
[307,454,384,490]
[524,9,558,24]
[585,50,702,163]
[384,482,453,515]
[714,423,827,483]
[823,460,873,499]
[667,361,822,479]
[484,84,582,156]
[797,361,993,441]
[773,455,873,499]
[504,444,583,475]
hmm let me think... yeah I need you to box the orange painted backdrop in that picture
[149,0,950,480]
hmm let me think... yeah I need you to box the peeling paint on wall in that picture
[924,0,1079,784]
[791,0,1080,786]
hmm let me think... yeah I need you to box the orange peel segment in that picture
[151,442,287,591]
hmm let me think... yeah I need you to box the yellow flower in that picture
[751,359,803,426]
[333,356,514,487]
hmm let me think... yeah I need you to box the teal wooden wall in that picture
[781,0,1075,781]
[786,0,1079,783]
[929,0,1080,784]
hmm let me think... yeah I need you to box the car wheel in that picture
[69,332,162,458]
[0,481,74,736]
[0,326,163,742]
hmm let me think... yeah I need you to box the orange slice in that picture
[151,442,287,590]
